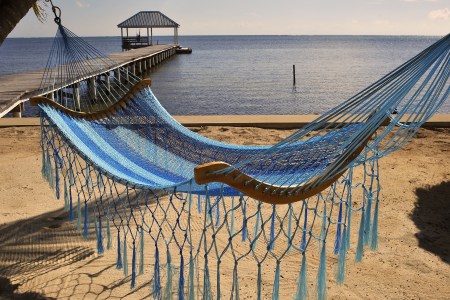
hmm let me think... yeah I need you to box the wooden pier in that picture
[0,44,178,118]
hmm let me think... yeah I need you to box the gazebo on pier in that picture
[117,11,180,51]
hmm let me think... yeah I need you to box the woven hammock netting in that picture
[35,22,450,300]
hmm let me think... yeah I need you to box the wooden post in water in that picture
[11,103,22,118]
[105,73,111,94]
[88,77,97,101]
[125,66,130,83]
[138,60,143,74]
[293,65,296,87]
[114,69,121,83]
[73,83,81,111]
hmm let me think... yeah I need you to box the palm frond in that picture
[32,1,47,23]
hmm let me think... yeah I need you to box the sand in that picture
[0,125,449,299]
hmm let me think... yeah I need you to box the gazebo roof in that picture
[117,11,179,29]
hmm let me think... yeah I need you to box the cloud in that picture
[428,8,450,19]
[400,0,440,2]
[401,0,440,2]
[75,1,90,9]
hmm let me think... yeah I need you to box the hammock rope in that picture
[31,14,449,299]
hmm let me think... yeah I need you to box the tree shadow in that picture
[410,181,450,263]
[0,196,151,299]
[0,276,55,300]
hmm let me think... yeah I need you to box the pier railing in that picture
[0,45,178,117]
[122,37,150,50]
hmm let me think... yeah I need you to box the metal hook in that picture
[45,0,62,24]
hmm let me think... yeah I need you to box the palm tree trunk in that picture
[0,0,37,46]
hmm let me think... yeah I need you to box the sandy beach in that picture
[0,124,449,299]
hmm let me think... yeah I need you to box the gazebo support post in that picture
[174,27,178,45]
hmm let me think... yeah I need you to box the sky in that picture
[8,0,450,38]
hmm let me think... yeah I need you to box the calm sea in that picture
[1,35,448,116]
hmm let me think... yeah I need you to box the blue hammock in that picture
[31,20,450,300]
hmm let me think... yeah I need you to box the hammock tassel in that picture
[139,227,145,275]
[164,248,173,300]
[203,258,211,300]
[63,177,69,210]
[336,226,347,285]
[317,241,327,300]
[106,215,111,250]
[153,245,161,299]
[334,202,343,255]
[371,197,379,251]
[345,202,352,251]
[97,214,104,255]
[131,241,137,288]
[271,262,280,300]
[293,253,308,300]
[257,263,262,300]
[178,254,185,300]
[355,208,365,262]
[188,252,195,300]
[364,191,373,246]
[123,235,128,276]
[232,264,240,300]
[68,161,74,186]
[116,231,123,269]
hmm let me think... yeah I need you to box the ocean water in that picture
[1,35,448,116]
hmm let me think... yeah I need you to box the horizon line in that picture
[5,33,444,39]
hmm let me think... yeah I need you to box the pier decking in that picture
[0,44,177,118]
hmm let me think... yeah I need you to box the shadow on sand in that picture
[0,200,152,299]
[410,180,450,264]
[0,276,55,300]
